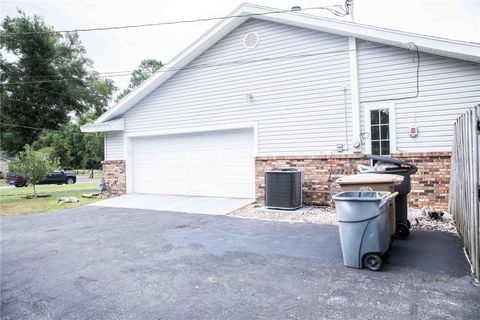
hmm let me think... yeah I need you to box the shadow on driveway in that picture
[1,206,478,320]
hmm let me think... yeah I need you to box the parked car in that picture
[6,170,76,187]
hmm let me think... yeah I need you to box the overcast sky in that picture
[1,0,479,90]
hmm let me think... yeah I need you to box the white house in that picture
[82,3,480,210]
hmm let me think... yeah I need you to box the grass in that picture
[75,169,102,179]
[0,183,98,197]
[0,192,100,216]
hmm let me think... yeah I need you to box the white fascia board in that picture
[244,4,480,62]
[80,118,124,132]
[93,3,480,124]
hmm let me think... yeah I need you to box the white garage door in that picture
[131,128,255,198]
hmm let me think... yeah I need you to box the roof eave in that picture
[93,3,480,124]
[81,118,124,133]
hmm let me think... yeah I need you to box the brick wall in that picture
[102,160,126,197]
[391,152,451,211]
[255,152,451,211]
[256,154,370,207]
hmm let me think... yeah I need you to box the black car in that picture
[6,170,76,187]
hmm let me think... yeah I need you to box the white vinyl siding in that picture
[105,132,124,160]
[108,20,480,157]
[124,19,352,155]
[357,39,480,152]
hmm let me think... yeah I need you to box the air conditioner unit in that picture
[265,168,303,210]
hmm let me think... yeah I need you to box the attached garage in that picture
[130,128,255,198]
[81,3,480,210]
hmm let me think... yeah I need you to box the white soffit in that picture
[80,118,124,132]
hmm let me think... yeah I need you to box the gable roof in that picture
[93,2,480,124]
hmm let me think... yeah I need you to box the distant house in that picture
[81,4,480,210]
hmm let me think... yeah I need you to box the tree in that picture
[116,59,163,101]
[9,145,59,196]
[31,112,104,170]
[0,10,116,154]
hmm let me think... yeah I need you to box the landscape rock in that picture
[57,197,79,204]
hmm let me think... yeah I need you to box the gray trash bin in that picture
[332,191,398,271]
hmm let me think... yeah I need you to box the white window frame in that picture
[364,102,397,155]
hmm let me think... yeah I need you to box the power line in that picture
[1,5,350,36]
[0,122,59,132]
[4,69,138,81]
[0,122,97,135]
[1,44,388,86]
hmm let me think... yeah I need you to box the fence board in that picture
[449,105,480,278]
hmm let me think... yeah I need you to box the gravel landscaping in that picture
[228,204,458,235]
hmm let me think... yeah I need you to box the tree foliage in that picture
[116,58,163,101]
[9,145,59,196]
[32,112,104,169]
[0,10,116,153]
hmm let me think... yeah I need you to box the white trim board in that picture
[92,3,480,125]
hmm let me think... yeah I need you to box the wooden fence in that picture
[449,105,480,278]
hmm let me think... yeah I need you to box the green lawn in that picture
[0,183,98,197]
[0,192,100,216]
[76,169,102,179]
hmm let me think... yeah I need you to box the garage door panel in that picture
[132,129,254,198]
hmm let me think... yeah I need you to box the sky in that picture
[1,0,479,91]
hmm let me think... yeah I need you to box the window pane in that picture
[381,141,390,155]
[372,141,380,155]
[371,126,380,140]
[380,125,389,140]
[380,109,389,124]
[371,110,380,125]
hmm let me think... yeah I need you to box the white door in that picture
[131,129,255,198]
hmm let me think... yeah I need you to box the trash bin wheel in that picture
[406,219,411,229]
[395,223,410,240]
[363,254,383,271]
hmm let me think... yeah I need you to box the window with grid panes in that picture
[370,109,390,155]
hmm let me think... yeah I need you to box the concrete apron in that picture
[89,193,254,215]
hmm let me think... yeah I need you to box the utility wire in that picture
[0,122,97,135]
[0,122,60,132]
[1,44,388,86]
[5,69,138,81]
[1,5,350,36]
[360,44,420,103]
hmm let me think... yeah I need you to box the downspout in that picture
[343,85,349,151]
[349,36,361,151]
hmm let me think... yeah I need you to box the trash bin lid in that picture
[267,167,298,172]
[364,155,418,174]
[336,173,404,185]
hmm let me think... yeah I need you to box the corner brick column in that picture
[102,160,126,197]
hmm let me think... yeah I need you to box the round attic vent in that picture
[243,32,259,48]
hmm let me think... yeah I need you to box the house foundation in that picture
[255,152,451,211]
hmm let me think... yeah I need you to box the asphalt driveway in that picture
[1,206,479,320]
